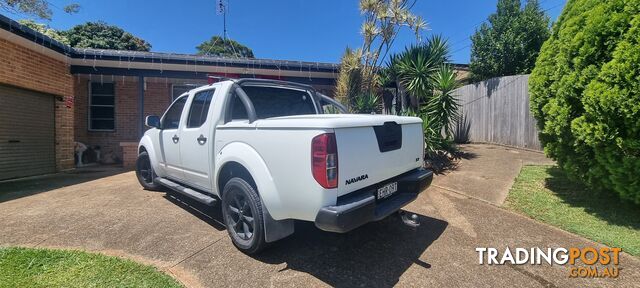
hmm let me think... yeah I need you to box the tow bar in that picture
[398,210,420,228]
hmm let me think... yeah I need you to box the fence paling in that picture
[453,74,541,150]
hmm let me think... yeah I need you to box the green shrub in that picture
[351,93,379,114]
[529,0,640,204]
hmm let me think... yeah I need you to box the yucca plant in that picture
[376,67,398,113]
[358,0,427,94]
[352,93,380,114]
[426,65,461,138]
[402,108,452,158]
[390,37,462,165]
[400,107,419,117]
[420,113,446,157]
[335,47,363,109]
[391,35,450,109]
[376,66,394,89]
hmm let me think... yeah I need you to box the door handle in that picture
[172,135,179,143]
[197,134,207,145]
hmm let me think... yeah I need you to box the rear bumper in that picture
[314,168,433,233]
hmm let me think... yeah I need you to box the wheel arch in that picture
[138,135,160,174]
[216,142,294,243]
[217,161,257,197]
[215,142,278,208]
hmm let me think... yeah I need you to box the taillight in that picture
[311,133,338,189]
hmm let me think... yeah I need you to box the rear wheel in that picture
[135,151,161,191]
[221,177,266,254]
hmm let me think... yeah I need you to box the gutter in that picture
[0,13,339,73]
[0,13,468,75]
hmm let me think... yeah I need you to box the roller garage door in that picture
[0,85,55,180]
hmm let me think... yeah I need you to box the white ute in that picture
[136,78,433,253]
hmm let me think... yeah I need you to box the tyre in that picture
[135,151,162,191]
[221,177,267,254]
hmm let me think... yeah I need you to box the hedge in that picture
[529,0,640,204]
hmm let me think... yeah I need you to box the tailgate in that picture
[335,121,423,196]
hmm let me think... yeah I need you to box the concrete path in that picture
[0,145,637,287]
[432,144,554,204]
[433,144,554,205]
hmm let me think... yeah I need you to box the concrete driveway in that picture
[0,145,638,287]
[431,144,555,205]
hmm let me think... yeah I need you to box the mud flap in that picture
[263,205,294,243]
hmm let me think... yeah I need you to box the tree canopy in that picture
[18,19,69,44]
[1,0,79,20]
[530,0,640,204]
[65,22,151,51]
[469,0,550,81]
[196,36,254,58]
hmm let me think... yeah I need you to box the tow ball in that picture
[398,210,420,228]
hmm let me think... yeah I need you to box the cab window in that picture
[187,89,215,128]
[230,93,248,121]
[162,96,187,129]
[242,86,316,118]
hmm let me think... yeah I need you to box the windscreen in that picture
[241,86,317,119]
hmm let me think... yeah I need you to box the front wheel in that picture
[135,151,162,191]
[221,177,267,254]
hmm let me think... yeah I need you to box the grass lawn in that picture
[505,165,640,256]
[0,247,182,288]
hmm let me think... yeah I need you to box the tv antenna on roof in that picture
[216,0,228,40]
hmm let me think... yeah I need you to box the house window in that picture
[89,82,115,131]
[172,84,199,101]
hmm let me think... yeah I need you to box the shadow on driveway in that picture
[0,166,128,203]
[163,191,227,231]
[166,191,448,287]
[256,215,448,287]
[427,150,478,175]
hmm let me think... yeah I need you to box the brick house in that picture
[0,14,469,180]
[0,14,340,180]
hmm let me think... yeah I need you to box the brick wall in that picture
[144,81,172,118]
[120,142,138,168]
[70,75,334,165]
[55,98,75,170]
[75,77,138,162]
[0,38,74,171]
[74,77,173,162]
[0,39,72,97]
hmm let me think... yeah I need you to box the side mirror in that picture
[145,115,161,129]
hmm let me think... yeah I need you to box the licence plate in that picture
[377,182,398,200]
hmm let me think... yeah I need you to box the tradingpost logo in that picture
[476,247,621,278]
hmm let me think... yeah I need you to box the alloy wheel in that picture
[138,158,153,184]
[226,191,254,240]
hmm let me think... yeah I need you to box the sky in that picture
[5,0,567,64]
